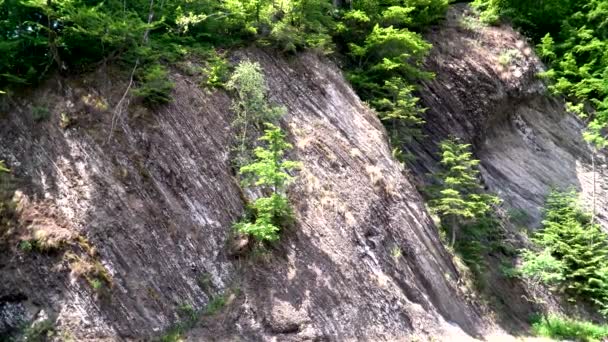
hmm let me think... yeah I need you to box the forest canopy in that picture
[0,0,445,89]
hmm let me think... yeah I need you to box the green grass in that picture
[21,319,55,342]
[204,294,227,316]
[156,293,229,341]
[532,315,608,342]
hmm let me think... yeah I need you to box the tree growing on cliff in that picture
[235,123,300,242]
[519,190,608,316]
[428,138,499,246]
[227,61,285,166]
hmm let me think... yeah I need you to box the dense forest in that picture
[1,0,608,341]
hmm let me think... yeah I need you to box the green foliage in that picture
[0,0,341,91]
[227,61,285,165]
[157,303,199,342]
[532,315,608,342]
[459,15,484,31]
[519,190,608,316]
[537,33,557,63]
[89,278,103,291]
[427,138,501,281]
[508,207,533,226]
[239,124,299,190]
[519,248,566,285]
[346,23,432,102]
[454,216,503,276]
[497,49,519,67]
[60,112,72,129]
[227,63,298,244]
[390,245,402,260]
[235,194,291,242]
[0,1,446,162]
[204,51,230,88]
[257,0,335,54]
[18,235,66,254]
[0,160,8,173]
[428,138,500,245]
[18,240,33,252]
[473,0,579,38]
[204,294,227,315]
[334,0,449,155]
[471,0,499,25]
[157,292,231,342]
[20,319,56,342]
[133,64,174,106]
[235,124,300,243]
[0,0,150,88]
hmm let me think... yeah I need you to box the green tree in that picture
[235,123,300,242]
[132,64,174,106]
[336,3,439,153]
[519,190,608,316]
[429,138,499,246]
[227,61,285,165]
[372,77,425,145]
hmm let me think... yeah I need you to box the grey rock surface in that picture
[2,4,605,341]
[409,4,607,229]
[0,49,482,341]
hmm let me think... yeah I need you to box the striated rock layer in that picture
[410,4,607,229]
[0,48,484,340]
[4,4,605,341]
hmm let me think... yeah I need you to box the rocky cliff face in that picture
[1,4,606,342]
[410,4,607,230]
[0,44,484,342]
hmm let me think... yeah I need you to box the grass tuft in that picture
[532,315,608,342]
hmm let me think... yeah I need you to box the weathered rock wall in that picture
[0,47,485,340]
[410,4,607,229]
[4,4,603,340]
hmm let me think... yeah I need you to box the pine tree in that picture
[520,190,608,316]
[429,138,499,246]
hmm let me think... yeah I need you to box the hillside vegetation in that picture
[1,0,608,341]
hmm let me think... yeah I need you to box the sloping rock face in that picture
[409,4,608,229]
[0,49,485,340]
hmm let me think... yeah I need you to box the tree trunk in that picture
[143,0,155,44]
[450,216,458,247]
[46,0,64,72]
[591,148,597,224]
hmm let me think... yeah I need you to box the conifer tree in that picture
[429,138,499,246]
[519,190,608,316]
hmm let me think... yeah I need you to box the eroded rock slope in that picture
[0,47,484,340]
[410,5,607,229]
[3,4,604,341]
